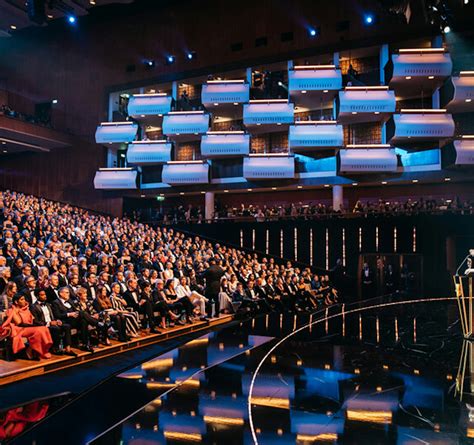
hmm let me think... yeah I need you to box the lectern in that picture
[454,275,474,339]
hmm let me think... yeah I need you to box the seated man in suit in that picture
[31,288,77,356]
[123,278,158,333]
[51,286,97,352]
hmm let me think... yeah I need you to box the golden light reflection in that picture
[142,358,174,370]
[296,433,338,442]
[467,428,474,438]
[346,410,392,424]
[183,338,209,347]
[203,416,245,426]
[120,373,143,380]
[250,396,290,409]
[146,382,175,389]
[176,378,200,388]
[163,431,202,442]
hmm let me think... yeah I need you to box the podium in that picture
[454,275,474,339]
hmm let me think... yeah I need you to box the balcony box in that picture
[289,121,343,151]
[337,87,396,124]
[95,122,138,144]
[126,140,172,165]
[93,168,138,189]
[387,48,452,96]
[200,131,250,158]
[127,93,172,117]
[201,80,249,105]
[387,109,455,147]
[162,111,210,139]
[442,136,474,166]
[289,65,342,92]
[338,145,398,173]
[243,100,294,128]
[441,71,474,113]
[162,161,209,185]
[243,154,295,179]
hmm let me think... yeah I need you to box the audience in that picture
[0,190,338,361]
[131,196,474,224]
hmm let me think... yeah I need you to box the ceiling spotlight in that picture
[166,55,175,65]
[248,188,253,192]
[381,181,387,184]
[352,182,358,186]
[272,187,277,190]
[443,25,451,34]
[444,177,451,181]
[308,27,318,37]
[179,192,185,195]
[67,15,77,24]
[364,14,374,25]
[412,179,418,183]
[301,90,307,94]
[428,76,435,79]
[10,25,16,30]
[405,76,412,80]
[278,81,283,86]
[466,98,472,103]
[224,189,229,193]
[186,51,196,60]
[51,99,58,104]
[144,60,155,69]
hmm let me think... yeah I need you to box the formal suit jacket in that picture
[123,289,141,311]
[21,287,38,305]
[51,298,78,322]
[84,284,98,300]
[31,301,55,326]
[46,286,61,303]
[204,266,225,296]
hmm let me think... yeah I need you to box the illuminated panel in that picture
[93,168,138,189]
[203,416,245,426]
[288,65,342,91]
[444,73,474,112]
[337,87,396,123]
[338,146,397,173]
[200,131,250,158]
[126,140,172,165]
[346,410,392,424]
[243,154,295,179]
[162,111,210,135]
[127,93,172,116]
[162,161,209,184]
[391,48,452,78]
[296,433,338,442]
[95,121,138,144]
[388,110,455,144]
[250,397,290,409]
[163,431,202,442]
[201,80,249,104]
[289,121,343,150]
[243,100,294,125]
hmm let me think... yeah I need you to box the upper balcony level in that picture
[162,111,210,142]
[386,48,453,98]
[386,109,455,149]
[126,140,172,165]
[338,145,398,174]
[93,168,138,190]
[243,99,294,133]
[95,121,139,145]
[127,93,172,122]
[442,136,474,167]
[288,121,343,152]
[336,87,396,124]
[289,65,342,106]
[201,80,249,105]
[243,153,295,180]
[440,71,474,113]
[161,160,210,185]
[200,131,250,158]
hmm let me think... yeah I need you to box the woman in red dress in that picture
[0,294,53,360]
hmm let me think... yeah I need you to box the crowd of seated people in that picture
[0,104,51,127]
[130,196,474,224]
[0,190,338,361]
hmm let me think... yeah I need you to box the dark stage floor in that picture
[4,296,474,445]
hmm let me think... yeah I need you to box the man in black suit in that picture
[21,275,38,305]
[124,278,158,333]
[84,272,98,300]
[204,259,225,314]
[46,273,61,302]
[361,262,376,298]
[13,263,33,288]
[264,276,283,311]
[31,288,77,356]
[51,287,96,352]
[57,263,69,287]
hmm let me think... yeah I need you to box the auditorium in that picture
[0,0,474,443]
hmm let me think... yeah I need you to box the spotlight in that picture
[443,25,451,33]
[166,55,175,65]
[67,15,76,24]
[186,51,196,60]
[144,60,155,69]
[364,14,374,25]
[51,99,58,104]
[277,81,283,86]
[308,27,319,37]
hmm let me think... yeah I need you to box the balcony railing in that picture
[200,131,250,158]
[161,160,210,185]
[338,145,398,173]
[127,93,172,117]
[289,121,343,151]
[243,153,295,179]
[93,168,138,189]
[126,140,172,165]
[95,121,138,144]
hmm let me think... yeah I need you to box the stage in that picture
[4,296,474,445]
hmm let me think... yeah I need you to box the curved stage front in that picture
[8,296,474,445]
